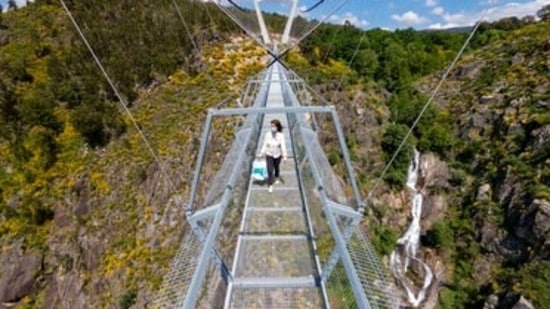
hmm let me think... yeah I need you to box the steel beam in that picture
[187,203,220,224]
[250,79,302,83]
[240,234,307,241]
[186,112,213,213]
[209,105,335,116]
[328,200,362,221]
[233,276,316,288]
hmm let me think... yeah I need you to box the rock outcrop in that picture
[0,242,42,304]
[417,154,450,231]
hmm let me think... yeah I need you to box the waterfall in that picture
[390,149,434,307]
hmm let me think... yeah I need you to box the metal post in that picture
[330,109,363,209]
[181,187,232,308]
[321,212,362,281]
[186,111,213,213]
[317,188,371,309]
[298,128,371,308]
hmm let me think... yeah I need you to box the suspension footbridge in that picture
[59,0,486,306]
[152,58,400,308]
[148,0,402,302]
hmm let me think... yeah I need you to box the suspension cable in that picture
[190,0,273,110]
[363,13,486,206]
[171,0,227,97]
[279,0,351,56]
[287,0,383,126]
[328,0,383,104]
[284,8,486,207]
[58,0,180,195]
[172,0,200,52]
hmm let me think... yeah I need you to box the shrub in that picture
[71,101,125,148]
[119,290,136,309]
[427,220,455,250]
[381,123,413,189]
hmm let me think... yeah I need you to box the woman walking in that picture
[259,119,287,193]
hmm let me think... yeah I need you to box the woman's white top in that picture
[260,131,287,159]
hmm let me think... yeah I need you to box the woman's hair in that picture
[271,119,283,132]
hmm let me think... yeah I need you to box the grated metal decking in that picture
[152,63,402,309]
[224,65,325,308]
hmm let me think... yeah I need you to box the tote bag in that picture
[251,159,267,181]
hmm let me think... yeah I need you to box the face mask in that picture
[271,127,277,133]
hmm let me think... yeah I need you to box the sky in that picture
[2,0,549,30]
[0,0,32,11]
[245,0,550,30]
[379,0,550,29]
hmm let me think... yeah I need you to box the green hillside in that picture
[0,1,548,308]
[289,14,549,309]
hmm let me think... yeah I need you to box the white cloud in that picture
[329,12,369,27]
[442,12,468,24]
[428,0,550,29]
[298,5,309,17]
[428,12,471,29]
[431,6,445,15]
[484,0,550,21]
[425,0,438,7]
[391,11,429,25]
[15,0,27,7]
[428,23,453,29]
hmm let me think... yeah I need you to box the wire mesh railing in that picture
[346,225,402,308]
[282,65,400,308]
[153,66,271,308]
[155,61,401,308]
[151,232,204,308]
[204,73,269,206]
[187,67,271,213]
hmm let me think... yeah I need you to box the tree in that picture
[491,16,523,31]
[353,48,379,78]
[7,0,17,11]
[381,123,413,188]
[16,85,62,133]
[376,41,411,91]
[537,4,550,21]
[522,15,536,24]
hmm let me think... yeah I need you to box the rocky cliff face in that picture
[373,23,548,308]
[0,34,265,308]
[1,6,548,308]
[311,21,549,308]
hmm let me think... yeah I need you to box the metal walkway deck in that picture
[152,63,401,309]
[225,65,325,308]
